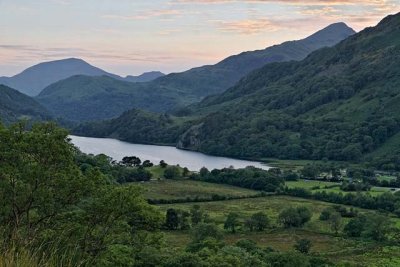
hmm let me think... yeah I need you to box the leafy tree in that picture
[182,167,190,177]
[121,156,141,167]
[294,239,312,254]
[164,166,181,179]
[329,212,343,235]
[142,160,154,168]
[190,205,205,225]
[160,160,168,168]
[191,223,224,243]
[363,214,392,241]
[246,212,270,231]
[166,209,180,230]
[278,207,311,228]
[319,207,334,221]
[344,215,367,237]
[224,212,240,233]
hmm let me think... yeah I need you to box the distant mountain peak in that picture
[305,22,356,44]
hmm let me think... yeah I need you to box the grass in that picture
[157,196,369,232]
[140,179,258,200]
[286,179,394,196]
[157,195,400,265]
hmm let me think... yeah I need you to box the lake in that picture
[70,135,270,171]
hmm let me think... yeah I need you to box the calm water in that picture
[70,135,270,171]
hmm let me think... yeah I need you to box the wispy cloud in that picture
[213,19,281,34]
[102,9,182,21]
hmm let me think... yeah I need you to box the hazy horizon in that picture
[1,0,399,77]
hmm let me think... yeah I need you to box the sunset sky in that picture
[1,0,399,76]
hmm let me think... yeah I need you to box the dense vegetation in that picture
[74,109,192,145]
[191,166,284,192]
[1,122,400,266]
[74,13,400,171]
[38,23,353,122]
[0,84,51,124]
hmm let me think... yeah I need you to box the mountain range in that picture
[36,22,355,122]
[74,12,400,169]
[0,58,165,96]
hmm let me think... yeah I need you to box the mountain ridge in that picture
[0,58,165,96]
[38,22,355,122]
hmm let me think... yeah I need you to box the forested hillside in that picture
[0,84,51,124]
[37,23,353,122]
[36,75,193,122]
[76,13,400,170]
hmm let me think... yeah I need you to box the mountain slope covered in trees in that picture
[37,23,354,122]
[37,75,191,122]
[76,13,400,170]
[0,85,51,124]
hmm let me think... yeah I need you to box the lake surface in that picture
[70,135,270,171]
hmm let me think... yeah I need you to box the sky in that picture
[0,0,399,77]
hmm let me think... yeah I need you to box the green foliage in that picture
[294,239,312,254]
[47,25,352,123]
[224,212,240,233]
[278,206,312,228]
[191,166,284,192]
[0,85,51,124]
[245,212,270,231]
[0,122,163,265]
[164,165,182,179]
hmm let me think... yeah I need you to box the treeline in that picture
[284,187,400,216]
[190,167,285,192]
[73,109,192,145]
[75,153,155,183]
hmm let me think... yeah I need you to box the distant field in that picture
[286,179,394,196]
[158,196,361,229]
[158,195,400,265]
[140,179,259,200]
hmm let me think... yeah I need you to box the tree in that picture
[278,207,311,228]
[190,205,205,225]
[159,160,168,168]
[279,208,301,228]
[246,212,269,231]
[297,206,312,225]
[329,212,342,235]
[294,239,312,254]
[224,212,240,233]
[363,214,392,241]
[182,167,190,177]
[344,215,367,237]
[166,209,180,230]
[319,207,334,221]
[164,166,181,179]
[199,167,210,177]
[121,156,141,167]
[191,223,223,243]
[142,160,154,168]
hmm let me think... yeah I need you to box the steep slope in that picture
[175,12,400,161]
[0,58,123,96]
[76,12,400,170]
[37,23,354,122]
[36,75,190,122]
[125,71,165,83]
[146,22,355,99]
[0,85,51,124]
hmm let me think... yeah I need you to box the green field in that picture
[286,180,395,196]
[140,179,259,200]
[157,195,400,265]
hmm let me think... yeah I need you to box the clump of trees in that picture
[0,122,163,266]
[278,206,312,228]
[191,166,285,192]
